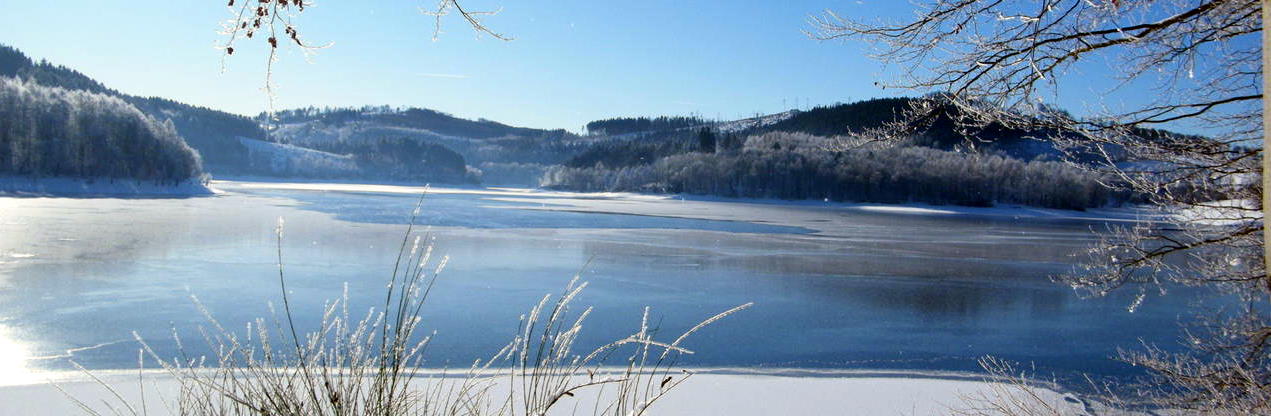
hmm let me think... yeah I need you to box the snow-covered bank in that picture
[210,175,490,192]
[0,176,216,197]
[217,178,1154,220]
[0,369,1130,415]
[667,192,1161,223]
[211,179,1160,239]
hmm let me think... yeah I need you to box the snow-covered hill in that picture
[715,110,799,133]
[270,120,463,149]
[238,137,360,177]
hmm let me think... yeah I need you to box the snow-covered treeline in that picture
[0,44,265,173]
[0,77,204,182]
[541,132,1118,210]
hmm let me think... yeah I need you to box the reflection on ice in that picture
[0,324,39,386]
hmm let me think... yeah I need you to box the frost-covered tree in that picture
[0,77,204,182]
[543,131,1117,210]
[814,0,1265,410]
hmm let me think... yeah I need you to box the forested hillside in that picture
[0,44,266,172]
[544,96,1217,209]
[265,106,589,185]
[0,77,203,182]
[269,107,549,139]
[564,128,723,169]
[585,116,707,136]
[319,136,473,182]
[0,44,1189,207]
[762,98,910,137]
[543,131,1116,210]
[0,45,485,183]
[756,98,1075,161]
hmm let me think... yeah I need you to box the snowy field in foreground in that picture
[0,176,216,197]
[0,369,1132,416]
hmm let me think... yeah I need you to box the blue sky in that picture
[0,1,1234,133]
[0,0,918,130]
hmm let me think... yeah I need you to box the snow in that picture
[0,369,1128,416]
[715,110,799,133]
[212,179,1160,239]
[838,202,1157,223]
[854,205,960,215]
[238,136,360,176]
[269,120,462,149]
[0,176,215,197]
[1173,199,1262,226]
[218,179,666,201]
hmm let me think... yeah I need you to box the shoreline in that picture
[0,366,1015,388]
[211,178,1165,239]
[214,177,1161,223]
[0,176,217,198]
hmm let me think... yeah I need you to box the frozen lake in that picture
[0,180,1206,386]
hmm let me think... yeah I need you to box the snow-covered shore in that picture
[0,369,1127,415]
[217,179,1157,220]
[211,179,1161,240]
[0,176,216,197]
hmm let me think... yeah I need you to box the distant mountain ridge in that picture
[580,98,1071,162]
[547,99,1206,209]
[266,106,556,140]
[0,43,1204,206]
[263,105,589,185]
[583,97,1207,166]
[0,45,561,183]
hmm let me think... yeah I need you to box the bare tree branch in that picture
[218,0,510,114]
[816,0,1265,410]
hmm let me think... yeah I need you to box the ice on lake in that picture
[0,180,1207,386]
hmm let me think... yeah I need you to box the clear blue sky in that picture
[0,0,1186,132]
